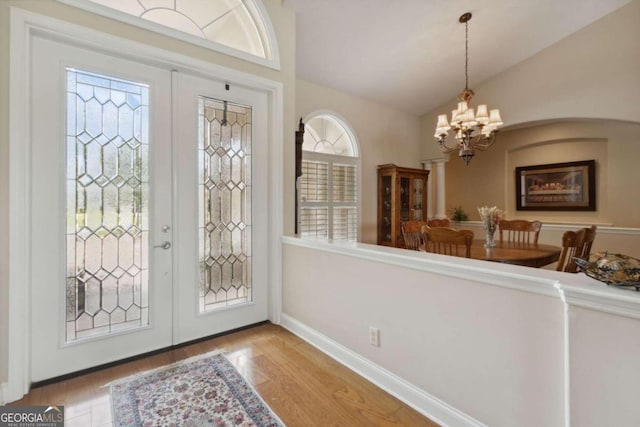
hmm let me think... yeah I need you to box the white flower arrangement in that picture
[477,205,503,232]
[478,206,503,247]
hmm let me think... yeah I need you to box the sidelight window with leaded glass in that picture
[198,97,252,313]
[66,68,150,341]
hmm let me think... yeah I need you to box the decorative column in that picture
[421,160,433,219]
[434,159,447,219]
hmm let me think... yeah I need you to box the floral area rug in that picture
[110,350,284,426]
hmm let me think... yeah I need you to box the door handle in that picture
[154,241,171,250]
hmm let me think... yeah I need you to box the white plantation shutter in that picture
[331,163,357,241]
[333,164,356,203]
[299,160,329,239]
[300,113,359,241]
[299,207,328,239]
[332,207,357,241]
[299,154,358,241]
[300,161,328,202]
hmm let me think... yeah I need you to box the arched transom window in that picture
[299,114,359,241]
[59,0,279,68]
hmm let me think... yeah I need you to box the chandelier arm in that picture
[437,136,462,154]
[469,132,498,151]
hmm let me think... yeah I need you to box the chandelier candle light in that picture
[434,12,503,165]
[478,205,503,248]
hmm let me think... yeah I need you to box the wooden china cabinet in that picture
[377,164,429,247]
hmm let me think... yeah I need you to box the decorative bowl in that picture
[574,252,640,291]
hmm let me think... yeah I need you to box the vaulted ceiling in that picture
[284,0,632,115]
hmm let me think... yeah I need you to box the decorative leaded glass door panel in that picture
[30,37,173,382]
[173,73,269,344]
[29,36,269,383]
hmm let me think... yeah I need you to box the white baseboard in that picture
[280,313,486,427]
[0,382,8,405]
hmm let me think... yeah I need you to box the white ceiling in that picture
[284,0,632,115]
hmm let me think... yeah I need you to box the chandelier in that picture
[434,12,503,165]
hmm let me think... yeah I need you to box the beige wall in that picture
[0,0,295,386]
[421,0,640,161]
[296,79,422,243]
[442,120,640,258]
[284,3,640,424]
[445,120,640,227]
[418,0,640,258]
[283,238,640,426]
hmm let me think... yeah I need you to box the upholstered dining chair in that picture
[557,228,588,273]
[423,227,474,258]
[401,220,427,251]
[498,219,542,244]
[427,218,451,228]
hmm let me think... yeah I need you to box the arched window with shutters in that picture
[299,113,359,241]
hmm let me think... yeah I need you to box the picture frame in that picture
[515,160,596,211]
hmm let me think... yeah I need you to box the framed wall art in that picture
[515,160,596,211]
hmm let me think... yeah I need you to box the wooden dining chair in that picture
[423,227,474,258]
[498,219,542,244]
[580,225,597,259]
[557,228,588,273]
[427,218,450,228]
[401,220,427,251]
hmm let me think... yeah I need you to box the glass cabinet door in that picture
[413,178,424,220]
[400,177,410,222]
[380,175,392,243]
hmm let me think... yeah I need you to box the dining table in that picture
[468,239,561,268]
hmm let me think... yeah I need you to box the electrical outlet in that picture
[369,326,380,347]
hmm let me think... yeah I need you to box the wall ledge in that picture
[282,236,561,297]
[282,236,640,319]
[280,314,486,427]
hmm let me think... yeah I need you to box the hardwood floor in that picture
[10,323,439,426]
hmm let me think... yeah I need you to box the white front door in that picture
[30,35,269,382]
[173,74,269,344]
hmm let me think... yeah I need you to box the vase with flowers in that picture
[478,206,503,248]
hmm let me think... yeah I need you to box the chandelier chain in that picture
[434,11,503,165]
[464,19,469,90]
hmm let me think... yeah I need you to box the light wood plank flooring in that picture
[10,323,439,426]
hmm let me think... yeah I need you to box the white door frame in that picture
[6,7,283,403]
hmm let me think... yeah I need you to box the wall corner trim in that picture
[0,382,7,405]
[280,314,487,427]
[556,283,640,320]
